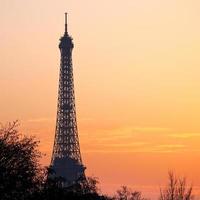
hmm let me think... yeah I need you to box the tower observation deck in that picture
[51,13,85,186]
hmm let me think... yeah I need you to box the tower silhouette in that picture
[51,13,85,186]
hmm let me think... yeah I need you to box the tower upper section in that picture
[59,13,74,50]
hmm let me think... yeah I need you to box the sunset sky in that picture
[1,0,200,199]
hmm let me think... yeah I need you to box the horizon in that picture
[1,1,200,199]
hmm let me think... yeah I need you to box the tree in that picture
[80,176,100,194]
[159,171,193,200]
[114,186,148,200]
[0,121,111,200]
[0,121,144,200]
[0,121,42,200]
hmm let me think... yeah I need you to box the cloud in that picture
[102,142,147,148]
[155,144,185,148]
[26,118,54,123]
[79,117,94,122]
[148,144,187,153]
[169,133,200,139]
[133,127,171,132]
[82,141,187,154]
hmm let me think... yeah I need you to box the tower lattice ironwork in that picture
[51,13,85,186]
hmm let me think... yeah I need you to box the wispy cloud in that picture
[133,127,171,132]
[26,118,54,123]
[102,142,147,148]
[169,133,200,139]
[79,117,94,122]
[148,144,187,153]
[155,144,185,148]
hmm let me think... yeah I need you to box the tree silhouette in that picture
[159,171,193,200]
[1,121,194,200]
[0,121,110,200]
[0,121,42,200]
[114,186,148,200]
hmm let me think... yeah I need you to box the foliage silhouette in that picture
[159,171,193,200]
[0,121,42,200]
[0,122,195,200]
[0,122,110,200]
[114,186,149,200]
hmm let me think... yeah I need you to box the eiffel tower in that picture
[51,13,85,186]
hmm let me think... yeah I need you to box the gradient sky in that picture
[1,0,200,199]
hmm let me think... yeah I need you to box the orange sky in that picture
[1,0,200,199]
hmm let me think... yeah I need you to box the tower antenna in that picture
[65,12,68,35]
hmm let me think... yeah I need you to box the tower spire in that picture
[65,12,68,35]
